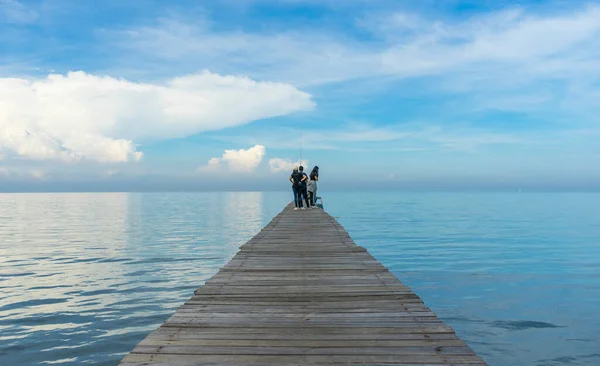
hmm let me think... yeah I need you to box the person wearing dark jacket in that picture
[297,166,310,209]
[289,168,301,210]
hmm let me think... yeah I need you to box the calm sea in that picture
[0,192,599,366]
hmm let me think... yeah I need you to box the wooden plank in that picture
[122,354,486,365]
[138,339,467,347]
[176,306,431,313]
[119,203,487,365]
[157,326,456,334]
[145,330,459,341]
[130,345,476,356]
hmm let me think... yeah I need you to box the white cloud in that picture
[0,71,314,163]
[113,5,600,108]
[366,5,600,102]
[206,157,221,169]
[115,19,376,86]
[268,158,309,173]
[221,145,266,171]
[200,145,266,172]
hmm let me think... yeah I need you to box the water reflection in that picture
[326,192,600,366]
[0,193,129,308]
[223,192,263,259]
[5,191,595,366]
[0,192,286,366]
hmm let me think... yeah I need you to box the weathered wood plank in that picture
[130,345,476,356]
[145,330,459,341]
[138,339,467,347]
[176,306,431,313]
[157,326,457,334]
[119,203,487,365]
[122,353,486,365]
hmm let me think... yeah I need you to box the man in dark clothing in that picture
[298,166,310,209]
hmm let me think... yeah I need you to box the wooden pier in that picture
[121,204,487,365]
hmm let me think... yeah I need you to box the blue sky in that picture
[1,0,599,191]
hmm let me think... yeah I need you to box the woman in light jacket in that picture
[308,166,319,207]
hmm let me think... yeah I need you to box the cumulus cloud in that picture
[0,71,314,163]
[206,157,221,169]
[268,158,309,173]
[199,145,266,172]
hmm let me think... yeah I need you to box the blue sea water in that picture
[0,192,599,366]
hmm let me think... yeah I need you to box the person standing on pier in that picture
[290,167,302,210]
[298,166,310,209]
[308,166,319,207]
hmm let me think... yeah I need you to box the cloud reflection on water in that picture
[0,192,287,365]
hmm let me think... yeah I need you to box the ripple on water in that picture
[0,272,36,278]
[0,298,70,312]
[490,320,565,331]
